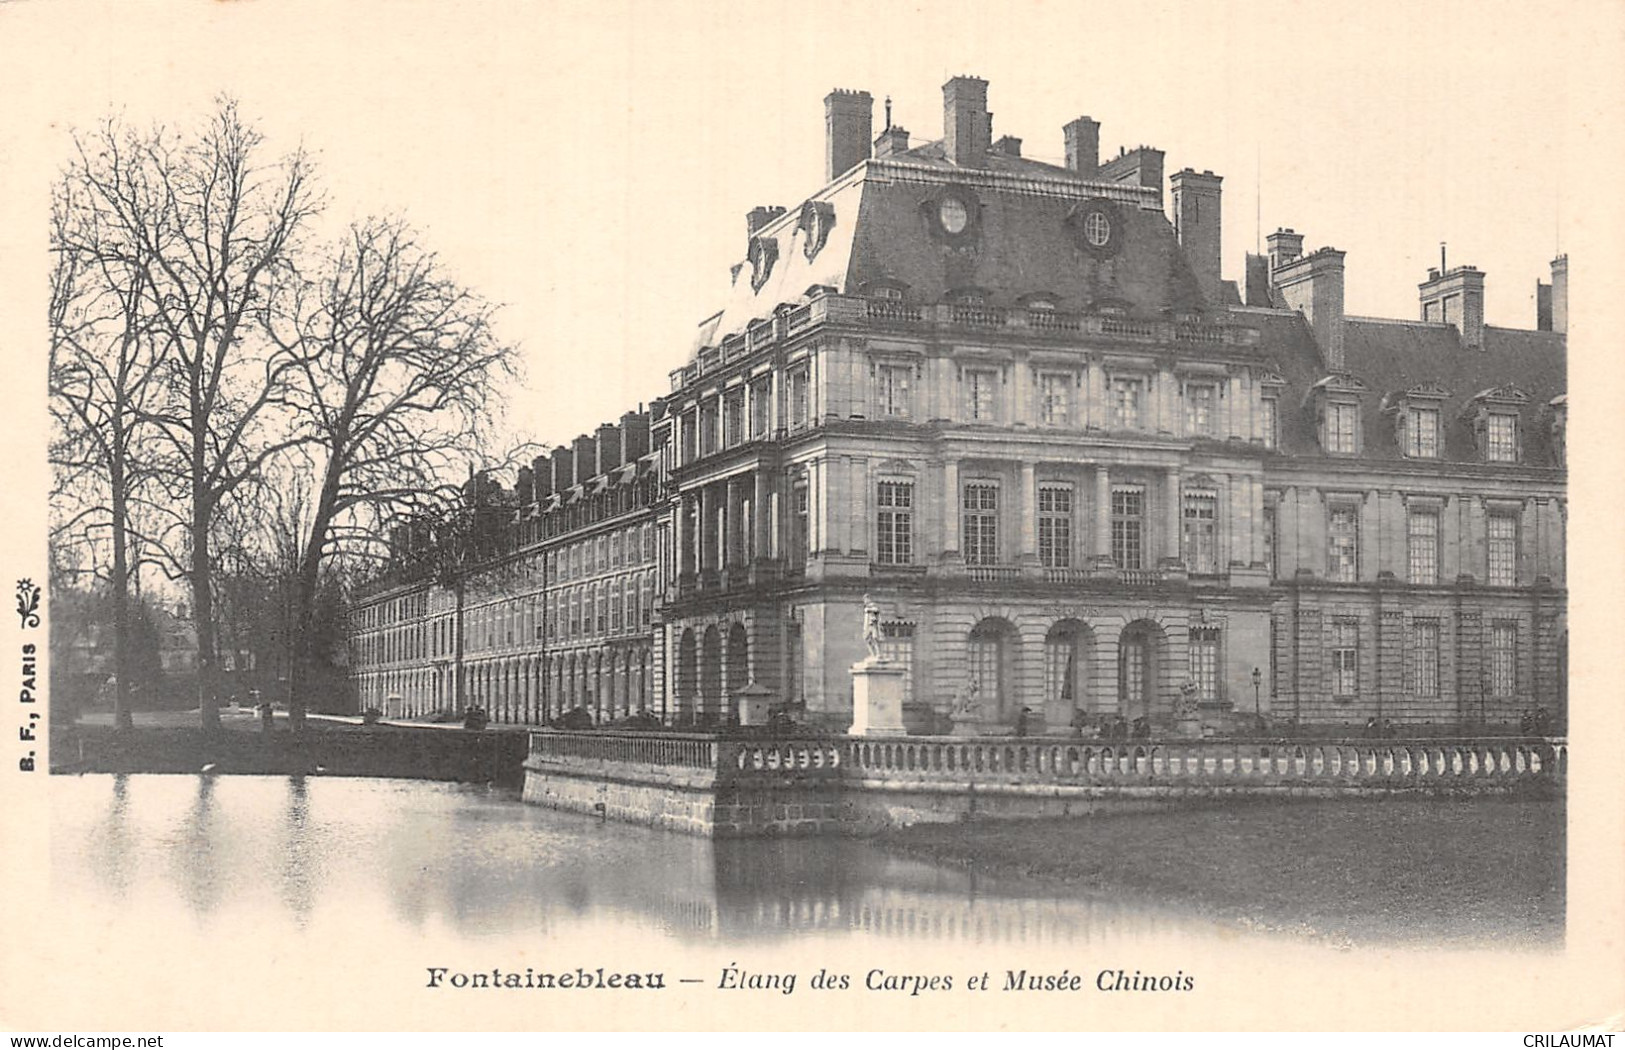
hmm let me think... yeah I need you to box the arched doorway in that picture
[1118,619,1168,723]
[726,622,749,723]
[1045,620,1093,729]
[967,617,1019,725]
[701,625,722,723]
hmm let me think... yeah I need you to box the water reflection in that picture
[49,775,1233,948]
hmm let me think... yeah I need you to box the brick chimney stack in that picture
[824,89,873,182]
[1549,254,1567,334]
[1419,264,1486,349]
[1274,243,1347,369]
[1063,116,1100,176]
[943,75,991,168]
[1171,168,1223,305]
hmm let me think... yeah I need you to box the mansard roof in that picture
[1256,310,1566,466]
[694,148,1207,354]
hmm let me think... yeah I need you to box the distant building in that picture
[350,78,1565,734]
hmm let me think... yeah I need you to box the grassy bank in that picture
[877,796,1564,945]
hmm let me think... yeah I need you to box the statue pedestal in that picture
[1175,715,1204,739]
[848,659,907,736]
[949,714,984,737]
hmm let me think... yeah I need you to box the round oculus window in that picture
[938,197,969,235]
[1083,210,1112,248]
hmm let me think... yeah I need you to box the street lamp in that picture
[1251,666,1263,732]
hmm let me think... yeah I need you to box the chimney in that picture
[943,75,991,168]
[620,410,652,460]
[596,423,622,472]
[1244,253,1272,307]
[1536,280,1553,331]
[1063,116,1099,176]
[516,466,534,506]
[1419,264,1486,348]
[824,89,873,182]
[873,125,910,158]
[572,434,598,485]
[532,454,554,498]
[1095,146,1165,200]
[550,447,574,493]
[746,206,786,236]
[1171,168,1223,304]
[1550,254,1568,334]
[1273,246,1347,369]
[1266,228,1304,271]
[992,134,1022,157]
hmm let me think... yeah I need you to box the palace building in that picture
[349,77,1567,735]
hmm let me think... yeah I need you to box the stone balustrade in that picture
[842,736,1567,788]
[524,728,1565,836]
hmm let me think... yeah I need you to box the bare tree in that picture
[269,218,516,730]
[48,147,171,730]
[70,99,322,731]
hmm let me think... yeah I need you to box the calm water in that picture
[46,774,1236,947]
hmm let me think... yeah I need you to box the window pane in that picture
[1407,509,1439,585]
[1488,512,1517,586]
[877,480,914,565]
[1038,485,1072,567]
[1328,506,1359,582]
[1412,620,1439,696]
[1111,487,1143,569]
[963,483,999,565]
[1183,493,1217,574]
[1409,406,1439,457]
[1487,414,1518,462]
[1113,378,1143,430]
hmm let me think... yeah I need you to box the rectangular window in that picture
[1407,507,1439,585]
[700,398,719,456]
[1039,373,1072,426]
[1037,485,1072,568]
[1261,396,1279,449]
[1488,511,1518,586]
[750,377,771,438]
[1412,619,1440,696]
[791,477,810,569]
[1184,382,1216,437]
[1111,486,1144,570]
[1327,504,1359,582]
[724,389,745,447]
[1263,501,1278,579]
[1331,620,1359,698]
[962,483,999,565]
[1487,413,1518,462]
[1112,377,1143,430]
[876,363,913,419]
[1326,402,1358,453]
[680,409,698,465]
[1183,491,1218,574]
[1408,406,1440,458]
[965,368,999,422]
[876,480,914,565]
[1489,622,1517,696]
[1189,628,1220,705]
[788,367,810,429]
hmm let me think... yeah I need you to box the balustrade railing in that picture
[967,564,1021,582]
[529,730,718,770]
[530,729,1566,789]
[841,737,1567,786]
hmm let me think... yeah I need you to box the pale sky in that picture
[0,0,1615,454]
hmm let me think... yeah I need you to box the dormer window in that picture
[872,285,904,302]
[1486,413,1518,462]
[1464,386,1530,464]
[1326,402,1358,454]
[950,289,987,306]
[1407,405,1440,458]
[1310,373,1369,456]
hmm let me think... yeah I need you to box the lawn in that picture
[878,796,1564,946]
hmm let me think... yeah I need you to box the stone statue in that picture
[862,593,883,660]
[1176,678,1199,718]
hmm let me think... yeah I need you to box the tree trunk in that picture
[192,498,220,733]
[108,449,134,732]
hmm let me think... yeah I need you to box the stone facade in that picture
[350,77,1566,736]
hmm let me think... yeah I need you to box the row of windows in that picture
[869,479,1212,573]
[1268,502,1529,586]
[1328,619,1519,698]
[544,522,656,582]
[1327,400,1524,462]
